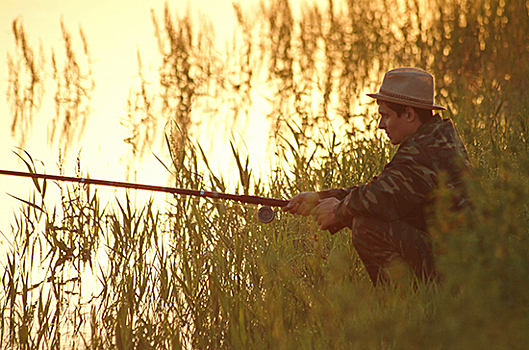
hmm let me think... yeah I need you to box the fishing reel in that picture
[257,205,276,223]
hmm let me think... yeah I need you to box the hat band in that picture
[379,88,433,106]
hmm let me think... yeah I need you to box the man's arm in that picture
[312,197,343,231]
[334,142,437,225]
[318,187,355,201]
[282,192,320,216]
[283,186,356,215]
[283,192,348,233]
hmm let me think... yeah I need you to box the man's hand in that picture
[312,197,341,230]
[282,192,320,216]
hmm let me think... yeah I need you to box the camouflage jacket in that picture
[319,114,473,232]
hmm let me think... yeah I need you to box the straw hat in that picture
[367,68,446,110]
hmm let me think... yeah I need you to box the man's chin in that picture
[384,133,400,145]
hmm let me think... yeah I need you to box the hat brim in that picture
[366,92,446,111]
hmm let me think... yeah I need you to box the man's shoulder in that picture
[399,115,472,172]
[392,117,465,163]
[409,116,464,152]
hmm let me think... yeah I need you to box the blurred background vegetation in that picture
[2,0,528,348]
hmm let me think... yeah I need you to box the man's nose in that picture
[378,118,385,130]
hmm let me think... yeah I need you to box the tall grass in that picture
[2,0,529,348]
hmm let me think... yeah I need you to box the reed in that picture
[2,0,528,348]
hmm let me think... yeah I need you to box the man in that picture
[283,67,472,286]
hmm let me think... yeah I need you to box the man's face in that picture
[377,102,411,145]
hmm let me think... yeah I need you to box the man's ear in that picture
[405,107,418,122]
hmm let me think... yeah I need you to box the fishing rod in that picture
[0,169,284,223]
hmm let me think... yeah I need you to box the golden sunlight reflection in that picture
[0,3,276,337]
[0,0,332,248]
[1,1,228,231]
